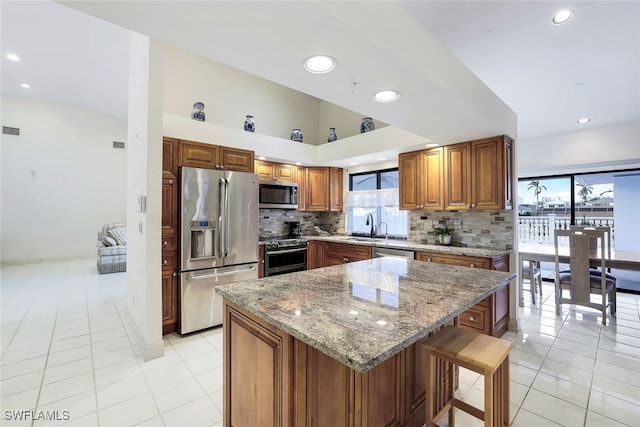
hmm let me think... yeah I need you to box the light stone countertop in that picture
[216,257,515,372]
[306,235,511,259]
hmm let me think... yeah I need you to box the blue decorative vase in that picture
[290,128,303,142]
[244,115,255,132]
[360,117,375,133]
[191,102,205,122]
[328,127,337,142]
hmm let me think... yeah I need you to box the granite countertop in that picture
[306,235,511,259]
[216,258,515,372]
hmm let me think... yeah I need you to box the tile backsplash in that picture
[409,210,514,250]
[259,209,513,250]
[259,209,345,238]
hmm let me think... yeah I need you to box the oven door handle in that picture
[268,247,307,255]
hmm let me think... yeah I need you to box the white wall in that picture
[317,100,387,143]
[0,95,127,264]
[518,121,640,177]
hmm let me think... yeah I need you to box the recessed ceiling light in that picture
[377,157,388,161]
[295,162,302,166]
[552,10,573,25]
[373,90,400,102]
[303,55,336,74]
[258,156,266,160]
[6,53,20,61]
[349,162,359,166]
[577,117,590,124]
[424,143,441,148]
[21,83,31,89]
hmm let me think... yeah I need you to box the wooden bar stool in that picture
[423,326,512,426]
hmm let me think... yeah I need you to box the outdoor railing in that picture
[518,216,615,243]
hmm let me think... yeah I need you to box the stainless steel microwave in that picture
[259,181,298,209]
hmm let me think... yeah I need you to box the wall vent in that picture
[113,141,125,149]
[3,126,20,136]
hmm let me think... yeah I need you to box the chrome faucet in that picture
[378,222,389,239]
[365,213,376,237]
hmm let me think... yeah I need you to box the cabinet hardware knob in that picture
[469,315,475,321]
[466,204,470,208]
[427,258,432,262]
[172,272,177,277]
[168,179,173,184]
[163,241,168,246]
[163,259,169,265]
[470,263,475,268]
[471,203,476,208]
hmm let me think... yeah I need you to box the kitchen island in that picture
[216,257,515,427]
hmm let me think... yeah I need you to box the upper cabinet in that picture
[400,135,512,211]
[254,160,296,182]
[297,166,307,211]
[178,139,254,172]
[305,167,343,212]
[445,135,513,210]
[399,147,443,210]
[162,137,179,178]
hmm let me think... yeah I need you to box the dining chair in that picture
[554,228,616,325]
[521,259,542,305]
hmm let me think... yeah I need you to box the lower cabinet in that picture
[161,270,178,335]
[415,251,510,337]
[259,245,265,278]
[224,301,454,427]
[323,242,372,266]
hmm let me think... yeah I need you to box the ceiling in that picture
[2,1,638,145]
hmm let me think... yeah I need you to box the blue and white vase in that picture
[328,127,337,142]
[360,117,375,133]
[191,102,205,122]
[244,115,255,132]
[290,128,303,142]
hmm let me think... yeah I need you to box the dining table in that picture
[518,243,640,306]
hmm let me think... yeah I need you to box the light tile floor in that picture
[1,259,639,426]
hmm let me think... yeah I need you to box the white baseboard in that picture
[124,309,164,361]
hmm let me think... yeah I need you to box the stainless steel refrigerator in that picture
[179,167,259,334]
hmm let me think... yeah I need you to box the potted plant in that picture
[431,226,452,246]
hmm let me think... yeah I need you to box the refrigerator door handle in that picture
[189,265,257,280]
[223,178,230,257]
[218,177,226,259]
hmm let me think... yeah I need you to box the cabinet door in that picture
[258,245,265,278]
[162,137,178,178]
[297,166,306,211]
[219,146,254,172]
[306,167,330,211]
[330,167,343,212]
[444,143,471,210]
[179,139,218,169]
[162,178,178,235]
[275,164,296,182]
[421,147,444,209]
[306,240,323,270]
[162,271,177,333]
[503,136,514,210]
[471,137,503,210]
[255,160,275,180]
[399,151,421,210]
[363,353,403,427]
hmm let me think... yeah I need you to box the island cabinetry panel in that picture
[414,251,510,336]
[224,302,293,427]
[255,160,297,182]
[304,167,343,212]
[178,138,254,172]
[444,135,513,211]
[323,242,372,266]
[399,147,444,210]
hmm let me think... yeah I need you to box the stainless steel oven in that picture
[263,238,308,276]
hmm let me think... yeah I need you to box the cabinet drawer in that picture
[415,251,489,269]
[459,306,489,334]
[324,242,372,262]
[162,250,177,271]
[161,235,177,251]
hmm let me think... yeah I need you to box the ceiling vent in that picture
[3,126,20,136]
[113,141,125,149]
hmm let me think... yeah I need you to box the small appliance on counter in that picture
[288,221,301,237]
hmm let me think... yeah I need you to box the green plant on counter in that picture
[431,226,452,237]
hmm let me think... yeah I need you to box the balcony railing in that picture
[518,216,615,243]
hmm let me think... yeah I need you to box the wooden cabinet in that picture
[255,160,297,182]
[178,138,254,172]
[224,302,293,427]
[297,166,306,211]
[399,147,444,210]
[306,240,323,270]
[444,135,513,210]
[414,251,510,337]
[323,242,372,266]
[305,167,343,212]
[259,245,265,278]
[161,137,179,334]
